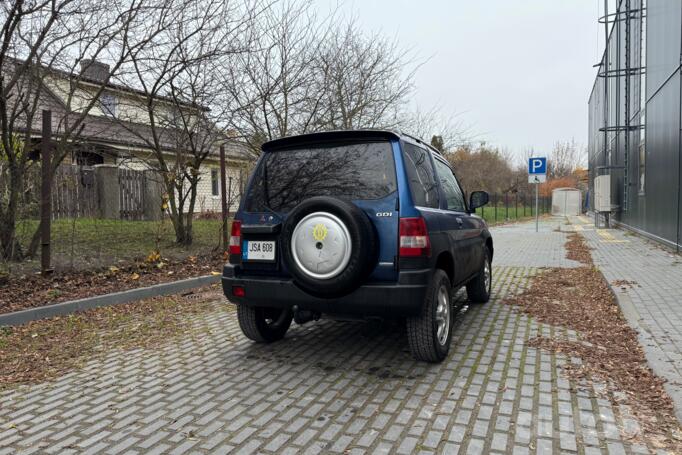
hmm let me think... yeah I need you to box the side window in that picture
[434,159,466,212]
[402,143,439,208]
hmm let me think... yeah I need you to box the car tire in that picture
[466,246,492,303]
[281,196,378,298]
[237,305,293,343]
[406,269,454,363]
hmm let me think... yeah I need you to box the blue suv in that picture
[222,130,492,362]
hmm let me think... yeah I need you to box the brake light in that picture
[399,217,431,257]
[229,220,242,255]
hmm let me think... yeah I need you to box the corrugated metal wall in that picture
[588,0,682,250]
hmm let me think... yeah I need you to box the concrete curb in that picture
[0,274,222,327]
[607,284,682,423]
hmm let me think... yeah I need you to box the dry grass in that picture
[0,254,225,315]
[0,285,224,389]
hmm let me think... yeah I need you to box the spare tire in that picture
[281,196,378,298]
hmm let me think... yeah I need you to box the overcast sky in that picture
[321,0,602,163]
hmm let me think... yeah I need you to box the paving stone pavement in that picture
[570,215,682,422]
[0,219,660,454]
[490,218,581,269]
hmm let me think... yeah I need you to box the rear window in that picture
[245,141,397,212]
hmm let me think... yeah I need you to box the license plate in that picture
[242,240,276,261]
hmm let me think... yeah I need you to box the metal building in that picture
[588,0,682,250]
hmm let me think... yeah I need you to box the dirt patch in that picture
[0,284,227,389]
[0,253,225,315]
[503,232,682,451]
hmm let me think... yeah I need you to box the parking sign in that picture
[528,157,547,183]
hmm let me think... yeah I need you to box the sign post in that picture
[535,182,539,233]
[528,157,547,233]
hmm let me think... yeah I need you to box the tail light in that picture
[232,285,245,297]
[229,220,242,255]
[399,217,431,257]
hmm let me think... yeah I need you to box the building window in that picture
[211,168,219,196]
[100,93,116,117]
[639,112,645,195]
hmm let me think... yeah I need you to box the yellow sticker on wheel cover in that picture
[312,223,328,241]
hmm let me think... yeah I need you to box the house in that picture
[9,58,252,218]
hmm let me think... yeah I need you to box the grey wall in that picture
[588,0,682,249]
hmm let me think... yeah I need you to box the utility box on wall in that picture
[594,175,611,212]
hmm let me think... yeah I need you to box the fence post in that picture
[505,193,509,220]
[515,192,518,219]
[494,193,498,223]
[40,110,52,275]
[94,165,120,219]
[142,170,162,221]
[219,145,229,251]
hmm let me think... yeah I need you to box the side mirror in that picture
[469,191,489,211]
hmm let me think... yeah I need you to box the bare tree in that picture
[115,0,259,245]
[221,0,330,153]
[222,4,417,152]
[549,139,584,179]
[313,19,415,131]
[0,0,150,260]
[399,106,473,153]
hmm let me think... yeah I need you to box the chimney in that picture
[79,59,110,83]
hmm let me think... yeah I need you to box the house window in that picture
[75,151,104,166]
[211,168,219,196]
[100,93,116,117]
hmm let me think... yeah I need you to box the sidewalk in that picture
[570,215,682,421]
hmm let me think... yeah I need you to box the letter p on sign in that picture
[528,157,547,175]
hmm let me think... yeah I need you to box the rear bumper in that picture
[221,265,430,317]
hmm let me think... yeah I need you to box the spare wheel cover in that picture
[291,211,352,279]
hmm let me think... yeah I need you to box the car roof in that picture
[261,129,444,157]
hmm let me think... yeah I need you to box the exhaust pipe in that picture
[292,305,320,325]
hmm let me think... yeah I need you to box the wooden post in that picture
[227,177,233,218]
[505,193,509,220]
[40,110,53,275]
[219,145,228,251]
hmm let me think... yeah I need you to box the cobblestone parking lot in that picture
[0,219,671,454]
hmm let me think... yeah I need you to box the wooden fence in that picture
[52,165,98,219]
[118,168,145,220]
[52,165,146,220]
